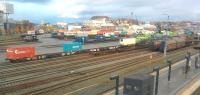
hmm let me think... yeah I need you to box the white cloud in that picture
[9,0,200,22]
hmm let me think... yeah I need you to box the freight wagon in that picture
[6,42,83,62]
[21,34,39,42]
[120,38,136,46]
[153,36,190,52]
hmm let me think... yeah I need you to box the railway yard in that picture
[1,0,200,95]
[0,32,199,95]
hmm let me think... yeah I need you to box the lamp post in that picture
[153,66,160,95]
[185,52,191,74]
[110,75,119,95]
[193,46,200,68]
[167,60,172,81]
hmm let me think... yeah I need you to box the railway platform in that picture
[102,54,200,95]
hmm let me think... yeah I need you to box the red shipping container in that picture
[6,47,36,60]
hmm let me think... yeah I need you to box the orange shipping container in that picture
[6,47,36,60]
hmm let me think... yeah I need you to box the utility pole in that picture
[163,14,170,57]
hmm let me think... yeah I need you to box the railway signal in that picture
[110,75,119,95]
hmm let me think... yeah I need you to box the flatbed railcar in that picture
[21,34,39,42]
[5,37,147,62]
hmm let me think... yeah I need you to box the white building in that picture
[68,24,82,31]
[57,22,68,29]
[84,16,113,28]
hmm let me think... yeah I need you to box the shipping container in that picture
[120,38,136,46]
[27,30,36,35]
[63,42,82,52]
[64,32,76,36]
[76,32,88,37]
[6,47,36,60]
[74,36,88,44]
[51,32,58,38]
[95,35,106,41]
[57,32,65,39]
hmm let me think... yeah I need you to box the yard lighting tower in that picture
[0,0,14,35]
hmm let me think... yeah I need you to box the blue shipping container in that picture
[74,36,88,44]
[63,42,82,52]
[95,35,106,41]
[51,32,57,38]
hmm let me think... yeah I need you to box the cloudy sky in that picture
[2,0,200,23]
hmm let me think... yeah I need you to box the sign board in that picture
[0,3,14,14]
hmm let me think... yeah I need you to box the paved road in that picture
[102,55,200,95]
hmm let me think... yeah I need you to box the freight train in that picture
[5,37,140,62]
[6,36,191,62]
[152,36,192,52]
[6,42,83,62]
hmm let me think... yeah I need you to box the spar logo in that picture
[14,50,26,54]
[7,49,14,53]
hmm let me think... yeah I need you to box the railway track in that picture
[22,47,195,95]
[0,49,151,85]
[26,47,197,95]
[0,46,197,95]
[0,47,149,76]
[0,52,160,94]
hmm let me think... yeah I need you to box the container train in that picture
[6,42,83,62]
[5,37,140,62]
[6,36,191,62]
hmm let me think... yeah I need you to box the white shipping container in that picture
[39,29,45,34]
[104,32,115,37]
[64,32,76,36]
[27,31,35,35]
[120,38,136,46]
[76,32,88,37]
